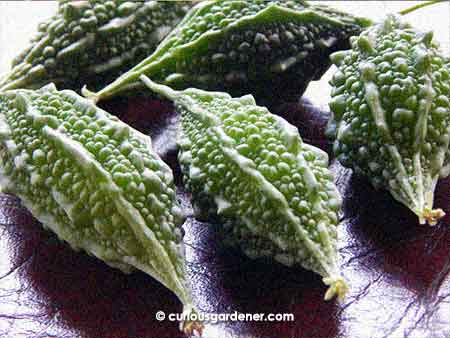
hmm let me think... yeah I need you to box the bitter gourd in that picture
[142,76,347,301]
[0,84,201,334]
[86,0,371,104]
[327,14,450,225]
[0,0,192,91]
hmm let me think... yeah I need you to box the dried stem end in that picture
[419,207,445,226]
[323,276,349,302]
[180,307,204,337]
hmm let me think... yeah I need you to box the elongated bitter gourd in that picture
[327,14,450,225]
[86,0,371,104]
[142,76,347,301]
[0,84,202,334]
[0,0,192,91]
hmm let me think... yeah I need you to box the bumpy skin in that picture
[0,1,192,91]
[0,84,201,334]
[327,15,450,225]
[88,0,371,104]
[142,76,347,301]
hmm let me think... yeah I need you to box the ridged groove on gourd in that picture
[85,0,371,103]
[0,84,202,334]
[327,14,450,225]
[142,76,347,301]
[0,0,192,91]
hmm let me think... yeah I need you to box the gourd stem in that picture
[398,0,444,16]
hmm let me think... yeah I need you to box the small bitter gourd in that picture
[327,14,450,225]
[86,0,371,104]
[0,0,192,91]
[142,76,347,301]
[0,84,201,334]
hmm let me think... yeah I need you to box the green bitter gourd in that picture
[142,76,347,301]
[0,84,202,334]
[86,0,371,104]
[327,14,450,225]
[0,0,192,91]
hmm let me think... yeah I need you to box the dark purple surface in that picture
[0,96,449,338]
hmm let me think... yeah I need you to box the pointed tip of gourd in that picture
[323,276,349,302]
[81,85,99,105]
[418,207,445,226]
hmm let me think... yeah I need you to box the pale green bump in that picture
[142,76,347,301]
[393,108,415,122]
[330,51,347,65]
[329,94,347,119]
[359,62,376,82]
[357,35,375,54]
[414,45,432,73]
[421,30,434,47]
